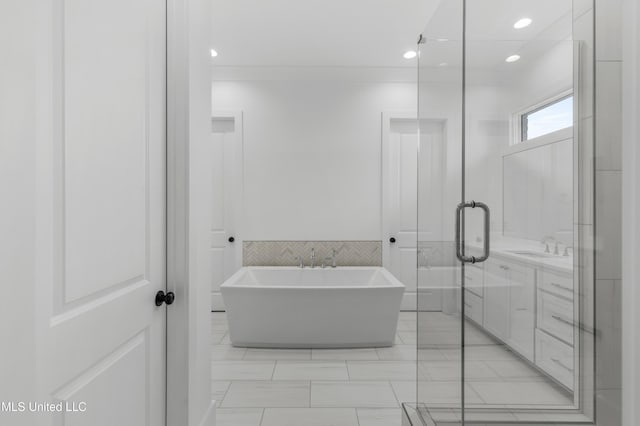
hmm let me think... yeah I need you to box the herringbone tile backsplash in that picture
[243,241,382,267]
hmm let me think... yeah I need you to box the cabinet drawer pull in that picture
[550,282,573,293]
[499,265,510,271]
[516,307,528,311]
[551,358,574,372]
[552,315,574,327]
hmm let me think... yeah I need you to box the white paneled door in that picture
[383,116,446,310]
[35,0,166,425]
[207,113,243,310]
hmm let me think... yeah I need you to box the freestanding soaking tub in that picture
[220,267,405,348]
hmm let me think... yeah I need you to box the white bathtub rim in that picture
[221,266,405,290]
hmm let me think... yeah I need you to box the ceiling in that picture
[210,0,573,70]
[210,0,440,68]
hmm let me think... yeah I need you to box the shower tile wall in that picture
[243,241,382,267]
[594,0,623,424]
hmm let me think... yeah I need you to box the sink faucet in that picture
[540,236,556,254]
[310,248,316,268]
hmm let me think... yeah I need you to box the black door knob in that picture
[390,237,396,243]
[155,290,175,306]
[228,236,235,243]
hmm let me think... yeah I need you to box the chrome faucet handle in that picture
[310,248,316,268]
[554,241,560,256]
[294,256,304,268]
[563,246,573,257]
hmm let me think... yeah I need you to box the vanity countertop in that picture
[467,237,573,274]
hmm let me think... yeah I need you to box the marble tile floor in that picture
[211,312,573,426]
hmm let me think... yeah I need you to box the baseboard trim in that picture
[211,293,224,311]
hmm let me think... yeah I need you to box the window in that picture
[520,95,573,142]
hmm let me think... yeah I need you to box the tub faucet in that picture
[310,248,316,268]
[323,249,337,268]
[418,249,430,269]
[294,256,304,268]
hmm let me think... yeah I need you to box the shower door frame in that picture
[411,1,597,424]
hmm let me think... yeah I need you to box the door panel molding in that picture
[52,332,148,426]
[51,0,154,311]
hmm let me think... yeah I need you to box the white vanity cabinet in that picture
[535,268,575,390]
[482,257,535,361]
[464,263,484,297]
[483,260,510,341]
[462,248,575,389]
[462,263,485,326]
[506,263,536,361]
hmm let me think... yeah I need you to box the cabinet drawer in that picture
[540,270,574,299]
[538,291,574,345]
[535,329,574,390]
[464,264,484,297]
[464,290,483,326]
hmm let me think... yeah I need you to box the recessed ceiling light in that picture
[505,54,521,63]
[513,18,532,29]
[403,50,417,59]
[210,49,218,57]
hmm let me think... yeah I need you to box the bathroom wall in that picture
[212,74,417,241]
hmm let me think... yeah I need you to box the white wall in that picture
[210,73,517,245]
[187,0,215,424]
[167,0,215,424]
[212,78,416,241]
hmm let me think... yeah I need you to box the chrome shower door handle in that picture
[455,201,490,264]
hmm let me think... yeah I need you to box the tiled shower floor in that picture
[211,312,572,426]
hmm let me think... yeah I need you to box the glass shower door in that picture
[414,0,595,424]
[415,0,465,423]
